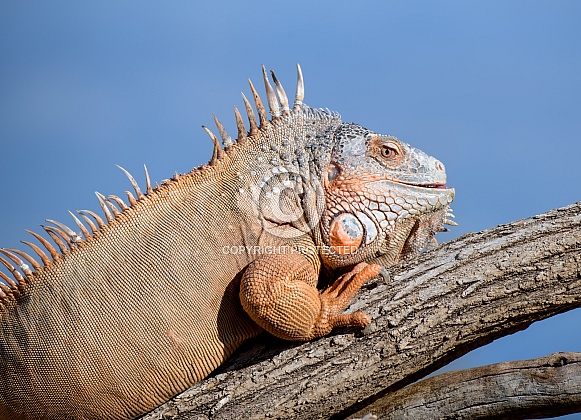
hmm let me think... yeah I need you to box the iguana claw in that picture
[379,267,390,284]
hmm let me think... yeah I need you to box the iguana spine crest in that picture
[0,64,328,313]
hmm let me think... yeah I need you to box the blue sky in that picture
[1,1,580,414]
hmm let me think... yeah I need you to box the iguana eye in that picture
[381,144,399,159]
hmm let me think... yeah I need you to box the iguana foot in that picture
[239,253,381,341]
[312,262,381,337]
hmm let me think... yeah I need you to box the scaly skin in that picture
[0,65,454,420]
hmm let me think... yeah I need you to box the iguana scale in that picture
[0,65,455,419]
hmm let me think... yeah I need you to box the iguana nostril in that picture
[435,161,445,172]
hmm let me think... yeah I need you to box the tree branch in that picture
[352,352,581,419]
[141,202,581,420]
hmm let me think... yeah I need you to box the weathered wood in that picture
[141,202,581,419]
[353,351,581,419]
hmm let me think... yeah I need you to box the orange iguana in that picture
[0,65,455,419]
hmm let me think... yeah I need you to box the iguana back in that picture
[0,152,270,419]
[0,65,455,419]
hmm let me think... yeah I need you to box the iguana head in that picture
[316,122,455,269]
[195,64,454,270]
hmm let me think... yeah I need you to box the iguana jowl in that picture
[0,65,455,419]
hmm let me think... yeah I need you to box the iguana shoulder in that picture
[0,65,455,420]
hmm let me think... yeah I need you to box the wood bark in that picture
[353,352,581,419]
[141,202,581,420]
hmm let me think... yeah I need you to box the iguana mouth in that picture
[388,179,454,190]
[420,183,452,189]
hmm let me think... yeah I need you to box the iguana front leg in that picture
[239,253,381,341]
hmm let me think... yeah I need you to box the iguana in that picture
[0,65,455,419]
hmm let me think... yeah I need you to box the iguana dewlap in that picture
[0,65,455,419]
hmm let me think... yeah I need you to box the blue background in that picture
[1,1,580,417]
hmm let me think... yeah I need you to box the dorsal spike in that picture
[68,211,91,238]
[144,164,153,195]
[262,65,280,119]
[248,79,269,128]
[0,255,25,284]
[6,248,40,272]
[76,210,98,233]
[108,195,129,211]
[49,225,71,242]
[270,69,290,116]
[233,106,246,142]
[26,229,59,261]
[293,63,304,111]
[95,192,114,222]
[106,199,121,217]
[116,165,145,200]
[0,249,33,276]
[46,219,82,243]
[0,273,17,297]
[125,191,137,207]
[98,193,121,217]
[202,125,224,165]
[78,209,105,230]
[0,279,11,295]
[241,92,259,136]
[21,240,51,266]
[213,115,233,148]
[41,225,69,253]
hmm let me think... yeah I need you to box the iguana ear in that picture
[328,213,363,255]
[326,162,341,183]
[327,210,379,254]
